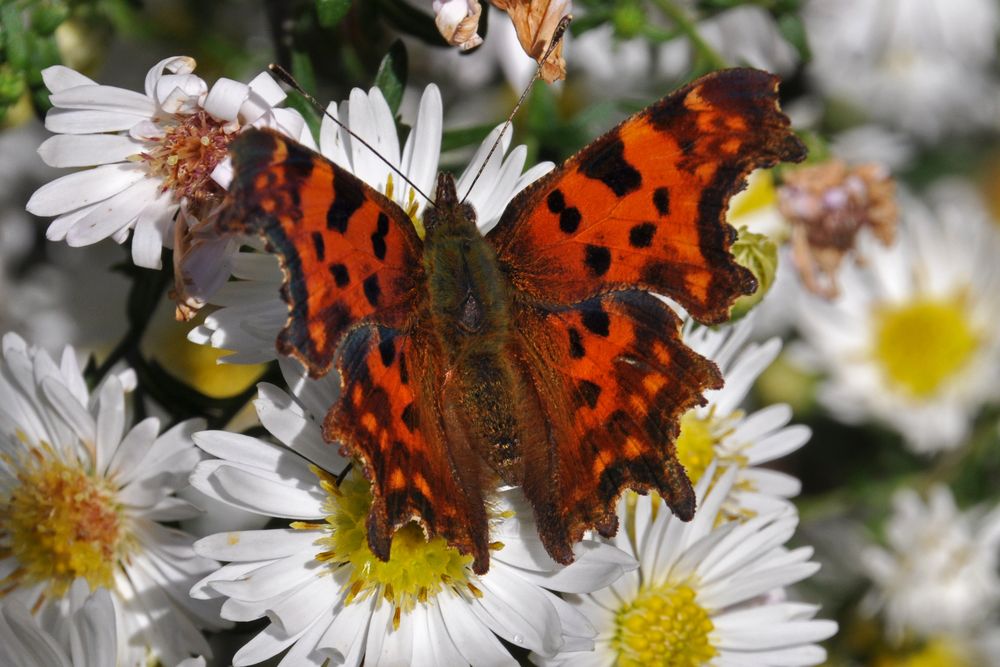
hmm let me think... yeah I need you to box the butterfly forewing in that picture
[487,68,806,323]
[219,129,424,376]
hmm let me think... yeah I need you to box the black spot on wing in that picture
[629,222,656,248]
[584,245,612,277]
[398,351,409,385]
[363,274,382,307]
[653,187,670,216]
[401,402,419,432]
[581,306,610,337]
[311,231,326,261]
[329,263,350,287]
[378,336,395,367]
[371,212,390,261]
[568,327,584,359]
[547,189,566,213]
[559,207,582,234]
[578,379,602,409]
[327,174,365,233]
[579,135,642,196]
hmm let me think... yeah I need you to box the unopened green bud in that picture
[612,3,644,39]
[729,225,778,319]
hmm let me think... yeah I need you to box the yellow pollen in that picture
[873,297,978,398]
[3,456,127,596]
[143,110,231,204]
[612,583,717,667]
[304,467,475,620]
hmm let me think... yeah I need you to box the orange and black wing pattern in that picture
[488,68,805,323]
[219,129,424,375]
[327,325,491,573]
[514,291,721,562]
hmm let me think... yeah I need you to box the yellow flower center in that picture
[612,583,718,667]
[729,170,777,220]
[675,411,717,485]
[873,298,978,398]
[875,638,972,667]
[141,110,230,204]
[2,450,127,596]
[296,468,481,629]
[385,174,423,238]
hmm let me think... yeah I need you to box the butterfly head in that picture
[425,172,477,235]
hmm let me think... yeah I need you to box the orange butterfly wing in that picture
[328,324,491,573]
[219,129,424,376]
[220,130,491,570]
[487,68,804,558]
[488,68,805,322]
[513,291,720,561]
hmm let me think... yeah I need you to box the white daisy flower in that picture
[678,316,810,519]
[804,0,1000,141]
[0,332,225,667]
[861,485,1000,642]
[537,466,837,667]
[796,182,1000,453]
[0,580,207,667]
[24,55,309,272]
[190,360,636,666]
[188,83,552,362]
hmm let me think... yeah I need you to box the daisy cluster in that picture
[3,0,1000,665]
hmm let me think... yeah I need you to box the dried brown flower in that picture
[433,0,485,50]
[778,160,898,298]
[490,0,570,82]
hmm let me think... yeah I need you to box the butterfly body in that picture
[220,68,806,574]
[421,173,528,482]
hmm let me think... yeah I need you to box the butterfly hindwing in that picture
[488,68,806,323]
[327,324,491,573]
[514,291,721,561]
[219,128,424,376]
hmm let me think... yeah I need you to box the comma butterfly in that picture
[218,68,805,574]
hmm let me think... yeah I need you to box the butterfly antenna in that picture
[459,14,572,205]
[269,64,436,208]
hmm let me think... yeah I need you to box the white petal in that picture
[44,108,147,133]
[195,528,319,561]
[94,375,125,475]
[475,562,562,655]
[71,589,116,667]
[49,84,155,115]
[1,601,70,667]
[144,56,197,98]
[204,78,250,122]
[241,72,286,122]
[37,134,143,168]
[42,65,96,92]
[130,195,175,269]
[26,163,147,216]
[66,177,161,246]
[438,592,517,667]
[253,383,345,471]
[193,461,326,518]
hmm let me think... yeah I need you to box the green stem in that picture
[649,0,728,71]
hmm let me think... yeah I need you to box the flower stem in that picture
[650,0,729,71]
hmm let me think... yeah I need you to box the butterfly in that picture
[218,68,805,574]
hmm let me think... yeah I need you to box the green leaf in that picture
[375,0,448,47]
[1,4,29,70]
[316,0,351,28]
[374,39,407,116]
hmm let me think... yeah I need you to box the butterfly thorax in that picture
[422,173,525,479]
